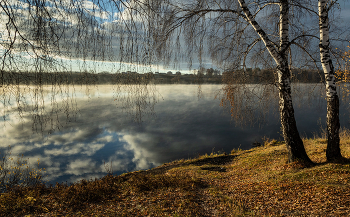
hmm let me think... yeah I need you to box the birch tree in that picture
[137,0,314,164]
[240,0,312,163]
[318,0,345,162]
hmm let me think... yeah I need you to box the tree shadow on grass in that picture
[188,155,238,166]
[120,152,253,179]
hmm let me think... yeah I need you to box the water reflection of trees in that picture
[217,80,350,128]
[1,83,160,135]
[114,83,159,123]
[1,84,77,134]
[219,83,278,126]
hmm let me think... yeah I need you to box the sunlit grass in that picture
[1,130,350,216]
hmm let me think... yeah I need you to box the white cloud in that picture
[10,144,37,154]
[120,133,158,170]
[44,142,105,156]
[99,156,128,174]
[112,6,145,23]
[95,11,110,19]
[26,155,53,169]
[66,159,96,175]
[82,0,100,10]
[97,135,113,143]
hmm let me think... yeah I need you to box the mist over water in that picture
[1,84,349,184]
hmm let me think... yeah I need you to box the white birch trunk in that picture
[319,0,337,98]
[238,0,312,164]
[318,0,342,161]
[237,0,282,68]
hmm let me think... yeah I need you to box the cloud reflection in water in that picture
[1,84,348,184]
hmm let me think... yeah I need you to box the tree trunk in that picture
[238,0,313,164]
[278,1,311,164]
[319,0,343,162]
[278,65,313,164]
[326,95,341,161]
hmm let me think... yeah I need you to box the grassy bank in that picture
[1,131,350,216]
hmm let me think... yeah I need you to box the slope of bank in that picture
[1,132,350,216]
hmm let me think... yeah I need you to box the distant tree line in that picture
[222,68,325,85]
[0,68,326,86]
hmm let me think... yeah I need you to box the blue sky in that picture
[339,1,350,19]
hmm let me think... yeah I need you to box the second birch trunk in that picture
[319,0,342,162]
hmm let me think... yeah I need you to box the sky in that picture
[0,0,350,74]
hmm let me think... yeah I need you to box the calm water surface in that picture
[1,84,349,184]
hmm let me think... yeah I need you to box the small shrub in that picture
[231,146,242,154]
[0,147,45,193]
[340,127,350,140]
[263,137,283,147]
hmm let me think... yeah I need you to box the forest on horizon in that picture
[1,68,326,85]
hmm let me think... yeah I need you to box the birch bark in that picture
[318,0,342,161]
[238,0,312,163]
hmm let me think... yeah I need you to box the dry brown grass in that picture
[1,131,350,216]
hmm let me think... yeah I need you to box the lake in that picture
[1,84,349,184]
